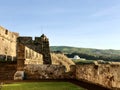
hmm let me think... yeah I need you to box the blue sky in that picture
[1,0,120,49]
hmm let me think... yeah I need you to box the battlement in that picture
[18,35,51,64]
[17,37,33,44]
[0,26,19,42]
[18,34,49,45]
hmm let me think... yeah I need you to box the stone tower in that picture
[34,34,51,64]
[42,34,51,64]
[17,34,52,64]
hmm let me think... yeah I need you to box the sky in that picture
[0,0,120,50]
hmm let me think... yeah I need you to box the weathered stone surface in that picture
[76,64,120,89]
[18,34,51,64]
[0,63,17,80]
[0,26,19,61]
[24,65,65,79]
[51,53,75,71]
[17,43,43,70]
[65,65,76,79]
[14,71,24,80]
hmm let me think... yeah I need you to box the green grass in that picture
[73,59,95,64]
[72,59,109,64]
[2,82,85,90]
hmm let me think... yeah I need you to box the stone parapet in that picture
[76,64,120,89]
[17,43,43,70]
[24,64,65,79]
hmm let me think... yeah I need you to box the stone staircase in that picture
[0,63,17,80]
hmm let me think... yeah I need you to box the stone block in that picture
[14,71,24,80]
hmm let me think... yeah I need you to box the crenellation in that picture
[34,37,41,43]
[17,37,33,44]
[0,26,18,42]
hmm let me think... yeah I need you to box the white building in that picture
[73,55,80,59]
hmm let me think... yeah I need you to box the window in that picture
[5,29,8,35]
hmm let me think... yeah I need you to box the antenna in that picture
[41,26,43,34]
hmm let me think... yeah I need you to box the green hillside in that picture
[50,46,120,62]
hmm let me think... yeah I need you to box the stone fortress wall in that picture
[0,26,19,61]
[0,26,51,64]
[1,26,120,89]
[17,34,51,64]
[17,43,43,71]
[76,63,120,89]
[24,45,43,64]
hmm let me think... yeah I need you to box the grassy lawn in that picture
[2,82,85,90]
[73,59,95,64]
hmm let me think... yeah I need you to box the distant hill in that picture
[50,46,120,62]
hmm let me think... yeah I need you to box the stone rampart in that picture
[17,43,43,70]
[51,53,75,71]
[24,64,65,79]
[0,26,19,61]
[17,34,51,64]
[76,64,120,89]
[0,62,17,80]
[24,46,43,64]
